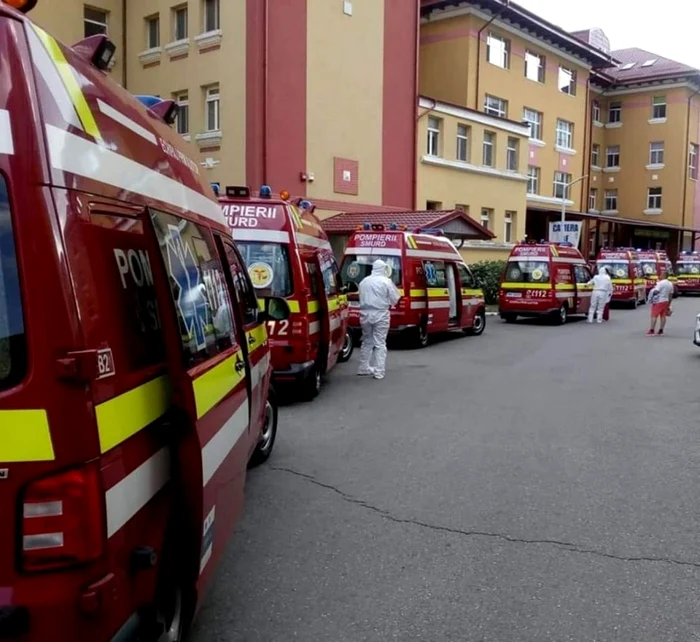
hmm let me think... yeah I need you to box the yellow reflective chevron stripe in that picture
[0,410,55,462]
[246,324,268,354]
[555,284,575,291]
[307,300,319,314]
[95,375,170,453]
[409,289,426,297]
[462,288,484,297]
[612,279,633,284]
[501,282,551,289]
[406,235,418,249]
[427,288,449,297]
[192,350,245,419]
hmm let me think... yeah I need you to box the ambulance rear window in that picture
[340,255,402,287]
[237,242,292,297]
[677,262,700,275]
[599,262,629,278]
[0,175,26,391]
[641,261,657,276]
[505,260,550,283]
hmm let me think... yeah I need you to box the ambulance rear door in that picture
[573,263,593,315]
[316,252,344,373]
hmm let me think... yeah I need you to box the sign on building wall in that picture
[549,221,582,247]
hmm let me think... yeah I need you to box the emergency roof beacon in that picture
[0,2,279,640]
[499,242,593,325]
[339,224,486,348]
[220,186,351,400]
[675,251,700,295]
[595,247,646,308]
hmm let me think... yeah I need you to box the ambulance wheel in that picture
[249,388,278,467]
[301,365,322,401]
[338,331,354,362]
[501,313,517,324]
[414,323,429,348]
[154,587,185,642]
[465,310,486,336]
[554,305,568,325]
[630,297,638,310]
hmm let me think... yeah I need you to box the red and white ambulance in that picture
[220,188,351,400]
[638,249,676,295]
[339,225,486,347]
[595,248,646,307]
[0,2,278,640]
[498,242,593,324]
[675,251,700,295]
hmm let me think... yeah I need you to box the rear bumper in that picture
[498,306,559,317]
[272,360,315,384]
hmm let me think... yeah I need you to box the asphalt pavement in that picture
[190,298,700,642]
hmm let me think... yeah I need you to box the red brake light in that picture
[21,464,105,572]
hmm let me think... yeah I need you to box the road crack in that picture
[271,466,700,571]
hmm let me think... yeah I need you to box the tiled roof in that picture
[604,47,698,82]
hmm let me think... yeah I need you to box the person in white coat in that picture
[357,259,401,380]
[587,266,613,323]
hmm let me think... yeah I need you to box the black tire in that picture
[630,297,638,310]
[249,388,278,467]
[301,365,321,401]
[501,313,517,324]
[338,331,354,363]
[554,305,568,325]
[465,309,486,336]
[414,322,429,348]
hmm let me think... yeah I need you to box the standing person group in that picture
[647,269,674,335]
[587,266,613,323]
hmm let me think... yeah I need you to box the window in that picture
[608,101,622,123]
[505,260,550,283]
[306,262,319,296]
[456,124,469,161]
[220,238,259,326]
[341,255,402,288]
[457,263,476,288]
[589,188,597,211]
[591,144,600,167]
[0,175,26,391]
[426,200,442,211]
[592,101,601,122]
[555,119,573,149]
[504,211,516,243]
[205,86,220,132]
[320,256,340,297]
[174,92,189,135]
[486,33,509,68]
[423,260,447,288]
[604,189,618,211]
[689,143,698,179]
[482,131,495,167]
[204,0,220,32]
[480,209,493,231]
[150,210,235,367]
[649,141,664,165]
[522,108,542,140]
[237,242,293,298]
[84,6,108,37]
[174,5,188,40]
[553,172,571,199]
[652,96,666,120]
[146,15,160,49]
[574,265,592,284]
[455,204,469,213]
[527,166,540,195]
[506,137,519,171]
[558,66,576,95]
[524,51,545,82]
[427,117,440,156]
[647,187,663,210]
[606,145,620,168]
[484,95,508,118]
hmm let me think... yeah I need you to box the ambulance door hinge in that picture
[56,348,115,383]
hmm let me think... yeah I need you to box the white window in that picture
[589,188,597,211]
[555,119,573,149]
[484,95,507,118]
[558,66,576,96]
[525,51,544,83]
[527,166,540,195]
[456,124,469,162]
[609,101,622,123]
[427,117,440,156]
[174,5,188,40]
[523,107,542,140]
[174,92,189,135]
[647,187,662,210]
[146,15,160,48]
[504,211,515,243]
[482,131,495,167]
[480,208,493,230]
[205,86,220,132]
[84,6,108,37]
[652,96,666,120]
[486,33,509,69]
[591,144,600,167]
[606,145,620,168]
[649,142,664,165]
[592,101,601,122]
[690,143,699,179]
[204,0,220,32]
[553,172,572,199]
[506,137,519,171]
[604,189,618,211]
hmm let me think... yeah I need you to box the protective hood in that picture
[598,266,608,276]
[372,259,388,277]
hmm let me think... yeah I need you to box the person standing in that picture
[357,259,401,380]
[587,266,613,323]
[647,269,674,335]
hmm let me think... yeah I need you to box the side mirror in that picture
[265,297,291,321]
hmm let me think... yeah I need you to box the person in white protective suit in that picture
[586,266,613,323]
[357,259,401,380]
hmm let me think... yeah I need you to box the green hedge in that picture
[469,260,506,305]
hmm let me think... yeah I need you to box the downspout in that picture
[474,1,509,110]
[581,76,591,256]
[262,0,269,185]
[415,97,437,210]
[121,0,127,88]
[412,0,420,210]
[680,83,700,251]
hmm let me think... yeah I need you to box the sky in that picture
[515,0,699,68]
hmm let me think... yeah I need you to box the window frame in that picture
[174,92,189,135]
[205,86,220,132]
[524,50,545,83]
[592,101,601,122]
[504,211,515,243]
[649,141,664,165]
[652,96,667,120]
[606,145,620,168]
[480,208,492,231]
[689,143,698,180]
[486,32,510,69]
[84,6,108,37]
[174,5,188,41]
[591,143,600,167]
[526,166,540,195]
[203,0,220,33]
[608,101,622,123]
[456,123,469,162]
[647,187,663,210]
[146,14,160,49]
[558,66,577,96]
[555,119,573,149]
[482,131,495,167]
[604,189,618,211]
[506,137,519,171]
[553,171,572,200]
[484,94,508,118]
[427,116,441,157]
[522,107,542,140]
[588,188,597,212]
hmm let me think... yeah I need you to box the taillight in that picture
[21,464,105,572]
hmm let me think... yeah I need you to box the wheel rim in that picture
[560,307,567,323]
[473,313,484,333]
[157,589,183,642]
[419,325,428,345]
[341,333,352,359]
[314,370,321,392]
[259,400,275,452]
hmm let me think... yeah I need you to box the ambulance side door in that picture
[318,253,344,371]
[574,264,593,315]
[457,263,477,326]
[423,260,448,331]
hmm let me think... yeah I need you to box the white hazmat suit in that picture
[358,259,401,379]
[587,267,613,323]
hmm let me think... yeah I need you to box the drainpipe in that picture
[581,76,591,255]
[262,0,270,185]
[412,0,420,210]
[474,1,509,110]
[121,0,127,88]
[680,83,700,251]
[415,97,437,210]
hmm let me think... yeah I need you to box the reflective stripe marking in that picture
[427,288,448,298]
[296,232,332,251]
[410,289,426,297]
[346,247,402,257]
[245,324,268,353]
[551,257,587,264]
[251,352,271,390]
[309,321,321,335]
[97,99,157,145]
[612,279,633,284]
[0,410,54,463]
[411,301,427,309]
[32,26,102,141]
[406,249,460,261]
[461,289,484,297]
[0,110,13,155]
[598,259,630,264]
[330,316,342,331]
[555,292,573,299]
[555,284,575,291]
[406,235,418,249]
[45,125,226,226]
[462,298,482,306]
[202,401,249,486]
[199,505,215,574]
[428,300,451,309]
[328,297,340,311]
[95,376,170,453]
[307,300,320,314]
[105,447,170,537]
[192,351,245,419]
[231,229,290,244]
[501,283,551,290]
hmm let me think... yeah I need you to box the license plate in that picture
[505,292,522,298]
[349,302,360,308]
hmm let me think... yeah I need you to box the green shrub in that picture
[469,260,506,305]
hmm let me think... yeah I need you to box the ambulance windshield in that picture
[676,262,700,276]
[598,262,629,279]
[640,261,658,277]
[505,260,550,283]
[238,242,293,297]
[0,176,26,391]
[340,255,402,287]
